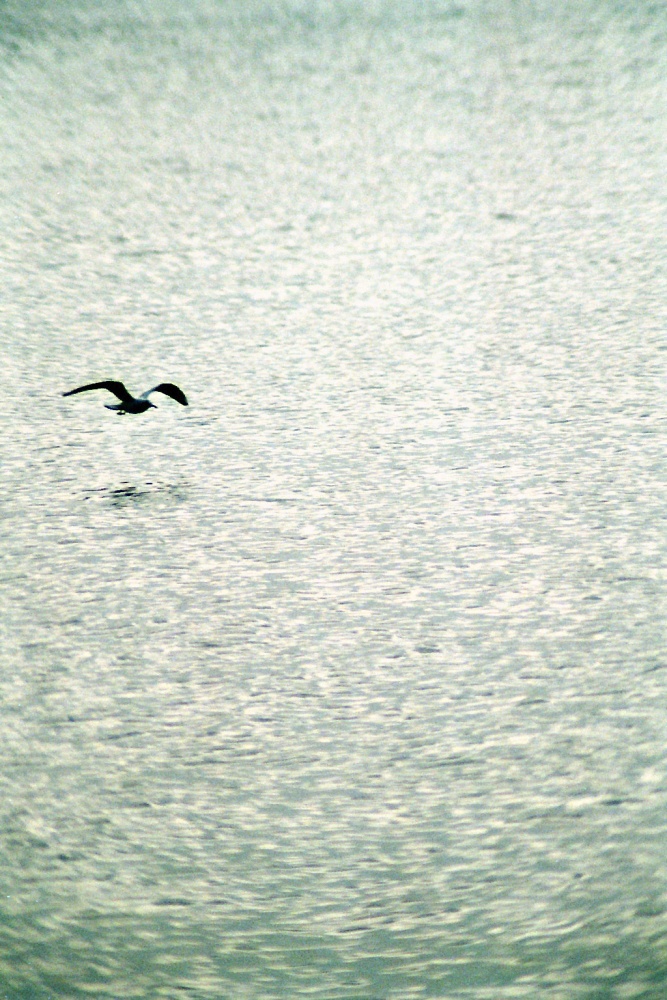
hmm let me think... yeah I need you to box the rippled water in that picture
[2,1,667,997]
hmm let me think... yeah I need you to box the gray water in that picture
[2,1,667,997]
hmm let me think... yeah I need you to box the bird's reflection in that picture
[82,481,188,507]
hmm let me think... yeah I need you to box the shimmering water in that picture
[2,1,667,997]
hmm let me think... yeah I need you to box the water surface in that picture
[2,1,667,997]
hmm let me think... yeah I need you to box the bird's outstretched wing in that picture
[140,383,188,406]
[62,380,134,402]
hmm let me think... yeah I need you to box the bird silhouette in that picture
[62,380,188,414]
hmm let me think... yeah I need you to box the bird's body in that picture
[62,380,188,414]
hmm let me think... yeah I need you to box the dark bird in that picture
[62,380,188,414]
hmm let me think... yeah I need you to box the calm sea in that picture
[2,1,667,996]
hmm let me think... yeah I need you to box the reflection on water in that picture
[2,0,667,997]
[81,482,190,507]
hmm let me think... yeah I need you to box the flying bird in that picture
[62,380,188,414]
